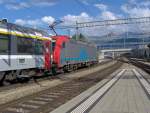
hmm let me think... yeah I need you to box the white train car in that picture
[0,20,52,85]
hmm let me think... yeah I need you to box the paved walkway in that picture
[51,65,150,113]
[89,69,150,113]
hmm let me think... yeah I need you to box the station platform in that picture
[51,65,150,113]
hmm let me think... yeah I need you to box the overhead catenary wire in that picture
[55,16,150,29]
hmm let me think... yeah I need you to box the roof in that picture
[0,22,51,41]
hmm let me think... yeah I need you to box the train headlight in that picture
[51,55,53,59]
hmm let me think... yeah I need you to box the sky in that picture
[0,0,150,36]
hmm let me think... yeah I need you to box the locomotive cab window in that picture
[0,34,9,54]
[52,42,56,51]
[62,42,66,48]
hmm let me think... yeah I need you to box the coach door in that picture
[44,41,51,70]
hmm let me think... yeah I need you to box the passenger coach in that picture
[0,20,52,85]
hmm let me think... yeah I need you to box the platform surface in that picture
[51,65,150,113]
[89,69,150,113]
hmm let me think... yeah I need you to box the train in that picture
[0,20,98,85]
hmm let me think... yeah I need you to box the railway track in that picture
[128,58,150,74]
[0,61,122,113]
[0,60,111,92]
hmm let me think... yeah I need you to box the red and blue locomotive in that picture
[52,35,97,73]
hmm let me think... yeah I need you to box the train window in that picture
[17,37,34,54]
[0,35,9,54]
[35,40,43,55]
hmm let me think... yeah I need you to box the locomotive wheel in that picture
[73,65,77,71]
[0,72,7,86]
[63,65,70,73]
[69,64,73,71]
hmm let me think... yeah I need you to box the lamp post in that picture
[76,21,79,40]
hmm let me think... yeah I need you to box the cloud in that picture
[30,0,56,7]
[101,11,118,20]
[0,1,29,10]
[61,11,124,37]
[122,6,150,17]
[13,1,150,37]
[60,3,124,37]
[6,2,29,10]
[94,3,122,20]
[61,12,96,36]
[95,4,108,11]
[62,12,93,25]
[120,1,150,34]
[76,0,98,5]
[141,1,150,7]
[41,16,55,24]
[121,0,150,17]
[15,19,26,25]
[81,0,89,5]
[15,16,55,27]
[15,19,41,27]
[0,0,57,10]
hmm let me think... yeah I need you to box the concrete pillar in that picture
[112,52,115,59]
[98,51,105,63]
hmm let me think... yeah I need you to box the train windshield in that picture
[0,34,9,54]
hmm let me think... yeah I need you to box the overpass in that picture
[98,48,132,61]
[101,48,132,52]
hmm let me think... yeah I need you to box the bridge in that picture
[101,48,132,52]
[98,48,132,60]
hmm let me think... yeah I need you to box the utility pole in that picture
[142,29,145,46]
[124,25,128,48]
[76,21,79,40]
